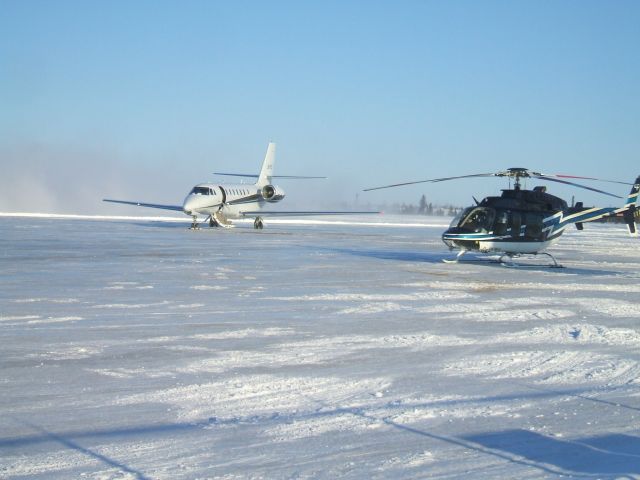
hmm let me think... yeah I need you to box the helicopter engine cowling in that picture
[261,185,286,203]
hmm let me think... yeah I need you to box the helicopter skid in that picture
[442,250,469,264]
[499,252,563,268]
[443,249,563,268]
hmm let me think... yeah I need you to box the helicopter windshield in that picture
[454,207,496,233]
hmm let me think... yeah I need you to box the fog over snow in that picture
[1,214,640,479]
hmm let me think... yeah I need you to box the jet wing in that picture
[239,210,380,217]
[103,199,184,212]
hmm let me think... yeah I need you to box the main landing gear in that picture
[253,217,264,230]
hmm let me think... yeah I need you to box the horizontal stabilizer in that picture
[103,199,184,212]
[214,173,326,179]
[240,210,380,217]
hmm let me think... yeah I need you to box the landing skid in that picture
[442,250,469,264]
[499,252,563,268]
[443,250,563,268]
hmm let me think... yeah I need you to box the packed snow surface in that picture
[1,214,640,479]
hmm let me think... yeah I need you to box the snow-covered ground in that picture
[1,214,640,479]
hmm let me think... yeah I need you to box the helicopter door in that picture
[524,213,544,240]
[493,211,509,235]
[510,212,522,237]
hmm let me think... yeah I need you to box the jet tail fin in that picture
[257,143,276,186]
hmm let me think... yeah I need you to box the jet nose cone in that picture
[183,197,195,215]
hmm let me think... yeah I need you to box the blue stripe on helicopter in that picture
[442,233,507,241]
[543,207,618,233]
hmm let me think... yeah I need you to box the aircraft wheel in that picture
[254,217,264,230]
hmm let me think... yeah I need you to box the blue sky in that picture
[1,1,639,212]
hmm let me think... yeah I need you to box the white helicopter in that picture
[365,168,640,266]
[105,143,376,229]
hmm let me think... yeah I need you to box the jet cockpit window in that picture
[190,187,210,195]
[458,207,496,233]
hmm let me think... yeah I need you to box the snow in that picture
[1,214,640,479]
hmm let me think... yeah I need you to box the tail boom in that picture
[544,175,639,237]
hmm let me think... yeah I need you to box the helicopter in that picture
[364,168,640,267]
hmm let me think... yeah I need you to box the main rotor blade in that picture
[531,176,622,198]
[539,173,633,186]
[363,173,496,192]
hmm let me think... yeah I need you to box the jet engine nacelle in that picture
[261,185,286,203]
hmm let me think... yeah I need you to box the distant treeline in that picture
[395,195,462,216]
[351,194,462,216]
[595,209,640,224]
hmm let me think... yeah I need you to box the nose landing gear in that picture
[253,217,264,230]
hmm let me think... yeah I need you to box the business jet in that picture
[104,143,375,229]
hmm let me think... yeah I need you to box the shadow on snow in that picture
[317,245,622,275]
[464,430,640,477]
[5,386,640,477]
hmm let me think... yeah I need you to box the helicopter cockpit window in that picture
[458,207,495,233]
[190,187,211,195]
[449,209,466,229]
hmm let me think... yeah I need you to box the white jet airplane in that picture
[104,143,376,229]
